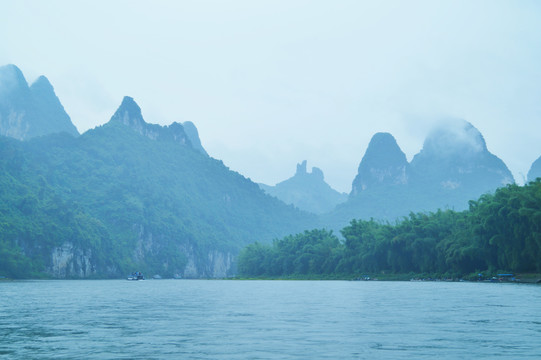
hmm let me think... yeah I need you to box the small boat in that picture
[127,272,145,280]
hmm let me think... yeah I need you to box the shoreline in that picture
[2,273,540,283]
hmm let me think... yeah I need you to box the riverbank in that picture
[232,272,541,283]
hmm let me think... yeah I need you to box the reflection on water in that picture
[1,280,540,359]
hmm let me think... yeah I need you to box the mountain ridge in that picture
[0,64,79,139]
[259,160,347,214]
[0,96,317,278]
[324,120,515,230]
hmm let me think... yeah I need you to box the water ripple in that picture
[1,280,540,359]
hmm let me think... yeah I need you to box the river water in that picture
[0,280,539,359]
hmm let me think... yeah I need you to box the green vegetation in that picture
[0,122,316,279]
[239,180,541,278]
[1,112,539,280]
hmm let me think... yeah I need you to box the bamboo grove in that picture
[238,180,541,277]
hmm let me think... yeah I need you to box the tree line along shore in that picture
[238,180,541,280]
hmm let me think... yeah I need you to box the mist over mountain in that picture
[259,160,347,214]
[0,65,79,139]
[326,120,514,229]
[0,65,524,279]
[0,94,316,279]
[528,156,541,182]
[409,120,513,207]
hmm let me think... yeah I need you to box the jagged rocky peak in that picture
[110,96,147,129]
[294,160,324,180]
[419,119,487,159]
[0,64,79,139]
[182,121,208,156]
[351,132,409,194]
[109,96,191,146]
[259,160,346,214]
[296,160,307,175]
[167,122,188,144]
[527,156,541,182]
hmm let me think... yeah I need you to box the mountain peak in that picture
[296,160,308,175]
[364,132,406,163]
[410,119,513,198]
[0,64,26,83]
[293,160,324,181]
[260,160,346,214]
[351,132,409,194]
[1,65,78,139]
[107,96,194,146]
[30,75,54,93]
[0,64,29,99]
[421,119,487,158]
[110,96,147,129]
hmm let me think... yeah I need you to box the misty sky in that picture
[1,0,540,192]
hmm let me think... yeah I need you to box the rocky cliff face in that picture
[41,227,234,279]
[182,246,234,278]
[131,224,234,278]
[49,242,96,278]
[260,160,347,214]
[0,64,79,140]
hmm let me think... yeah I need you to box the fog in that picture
[1,0,540,191]
[421,119,487,157]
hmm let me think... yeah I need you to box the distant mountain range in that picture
[259,160,347,214]
[325,121,515,230]
[267,120,520,228]
[0,65,316,279]
[0,64,539,279]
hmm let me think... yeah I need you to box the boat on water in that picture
[127,272,145,280]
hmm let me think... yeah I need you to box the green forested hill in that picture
[0,104,317,279]
[238,180,541,278]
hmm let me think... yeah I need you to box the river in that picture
[1,280,539,359]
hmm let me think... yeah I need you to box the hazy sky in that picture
[1,0,540,192]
